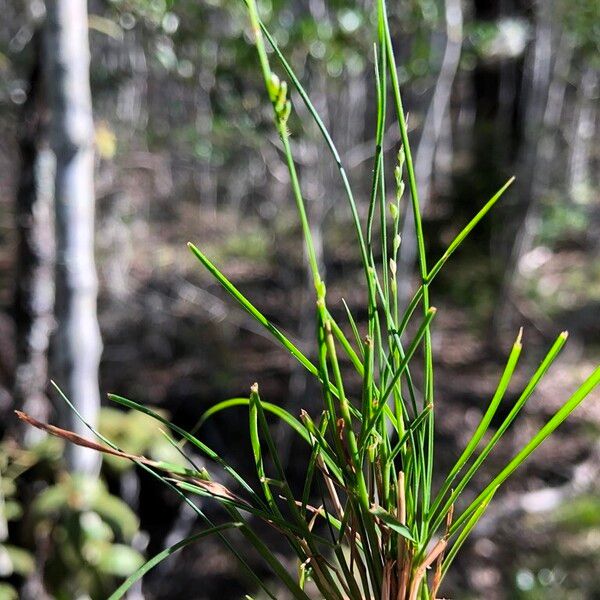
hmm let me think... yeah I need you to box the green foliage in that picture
[31,474,143,598]
[549,494,600,532]
[1,435,144,599]
[559,0,600,61]
[0,439,61,598]
[99,407,187,474]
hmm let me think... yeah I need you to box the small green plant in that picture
[1,435,144,599]
[0,440,44,599]
[19,1,600,598]
[29,473,144,598]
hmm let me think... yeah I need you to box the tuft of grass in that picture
[19,1,600,598]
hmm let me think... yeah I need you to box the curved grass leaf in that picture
[108,393,266,511]
[426,177,515,283]
[197,397,342,482]
[108,523,242,600]
[187,243,318,378]
[428,329,523,520]
[370,505,416,543]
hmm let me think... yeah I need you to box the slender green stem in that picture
[379,0,435,523]
[245,0,322,292]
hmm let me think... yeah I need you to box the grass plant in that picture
[18,1,600,598]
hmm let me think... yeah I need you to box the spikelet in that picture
[268,73,293,132]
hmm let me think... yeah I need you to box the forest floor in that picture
[1,196,598,598]
[91,205,600,599]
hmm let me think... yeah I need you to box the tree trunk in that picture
[13,32,56,446]
[568,65,597,198]
[414,0,463,206]
[493,1,554,336]
[44,0,102,474]
[398,0,463,306]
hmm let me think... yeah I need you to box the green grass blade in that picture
[250,385,346,600]
[238,521,312,600]
[389,403,433,461]
[184,397,248,438]
[429,329,523,519]
[441,487,497,579]
[378,307,437,407]
[328,310,365,375]
[300,414,327,516]
[356,307,436,544]
[426,177,515,283]
[252,5,371,282]
[430,331,568,534]
[249,385,280,515]
[197,398,342,482]
[108,393,266,510]
[108,523,242,600]
[379,0,427,282]
[379,0,436,515]
[341,299,365,361]
[396,177,515,339]
[174,481,332,547]
[397,287,424,338]
[187,243,318,378]
[188,243,351,407]
[246,0,324,294]
[370,505,416,543]
[453,363,600,534]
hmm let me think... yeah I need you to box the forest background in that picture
[0,0,599,598]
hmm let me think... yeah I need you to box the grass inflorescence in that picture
[19,1,600,598]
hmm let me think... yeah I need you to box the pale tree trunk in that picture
[195,39,219,217]
[14,32,56,446]
[541,31,573,169]
[44,0,102,474]
[494,1,553,335]
[398,0,463,305]
[568,65,597,198]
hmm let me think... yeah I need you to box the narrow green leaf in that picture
[430,331,569,534]
[429,329,523,520]
[453,363,600,533]
[107,525,238,600]
[108,393,266,511]
[187,243,318,378]
[361,307,437,446]
[342,298,365,361]
[252,5,372,283]
[426,177,515,283]
[370,505,415,542]
[328,310,364,374]
[389,404,433,461]
[249,384,279,514]
[197,397,342,482]
[441,487,497,579]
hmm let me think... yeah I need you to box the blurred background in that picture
[0,0,599,598]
